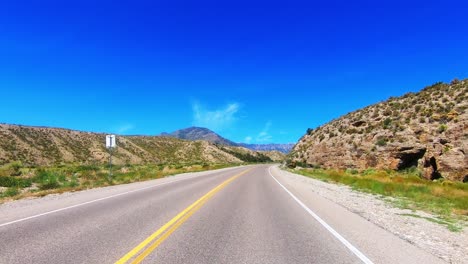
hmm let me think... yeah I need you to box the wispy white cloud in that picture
[192,102,240,132]
[115,123,134,134]
[245,121,273,144]
[256,121,273,143]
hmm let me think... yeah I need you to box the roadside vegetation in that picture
[220,147,273,163]
[290,167,468,231]
[0,161,237,203]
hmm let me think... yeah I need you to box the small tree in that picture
[450,78,460,85]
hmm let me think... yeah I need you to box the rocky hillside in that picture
[0,124,284,166]
[163,126,293,153]
[290,79,467,182]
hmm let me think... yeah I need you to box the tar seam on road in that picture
[0,167,242,228]
[268,166,374,264]
[116,168,252,264]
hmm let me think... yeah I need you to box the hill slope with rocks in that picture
[0,124,284,166]
[290,79,467,182]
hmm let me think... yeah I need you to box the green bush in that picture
[0,187,19,198]
[34,170,62,190]
[295,161,309,168]
[220,148,272,163]
[376,138,387,147]
[382,118,392,129]
[76,165,100,172]
[0,176,32,188]
[0,161,23,177]
[9,161,23,176]
[438,124,448,133]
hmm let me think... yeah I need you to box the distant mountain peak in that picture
[160,127,237,146]
[161,127,294,153]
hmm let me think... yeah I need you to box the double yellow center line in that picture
[115,169,251,264]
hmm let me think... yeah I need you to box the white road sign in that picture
[106,135,116,148]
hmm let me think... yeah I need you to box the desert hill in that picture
[290,79,467,182]
[0,124,284,166]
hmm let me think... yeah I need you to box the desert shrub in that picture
[34,170,63,190]
[0,176,32,188]
[450,78,460,85]
[0,162,24,177]
[76,165,100,172]
[422,81,444,92]
[375,137,388,146]
[438,124,448,133]
[295,161,309,168]
[220,148,272,163]
[0,187,19,197]
[347,169,359,175]
[383,118,392,129]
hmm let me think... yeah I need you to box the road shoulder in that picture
[270,165,466,264]
[0,166,247,226]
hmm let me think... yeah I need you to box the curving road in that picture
[0,165,443,264]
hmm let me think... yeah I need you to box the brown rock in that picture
[437,148,467,181]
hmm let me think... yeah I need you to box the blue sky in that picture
[0,0,467,144]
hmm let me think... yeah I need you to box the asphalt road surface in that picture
[0,165,444,264]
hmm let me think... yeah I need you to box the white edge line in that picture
[0,166,242,228]
[268,166,374,264]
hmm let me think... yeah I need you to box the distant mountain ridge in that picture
[238,143,295,153]
[161,127,293,153]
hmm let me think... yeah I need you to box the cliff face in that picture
[290,79,468,182]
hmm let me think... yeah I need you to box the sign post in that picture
[106,135,116,178]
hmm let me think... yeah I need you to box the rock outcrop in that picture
[290,79,468,181]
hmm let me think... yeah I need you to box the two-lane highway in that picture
[0,165,444,264]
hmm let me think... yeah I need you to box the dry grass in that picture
[0,163,236,203]
[292,167,468,227]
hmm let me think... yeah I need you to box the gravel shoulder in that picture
[273,166,467,264]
